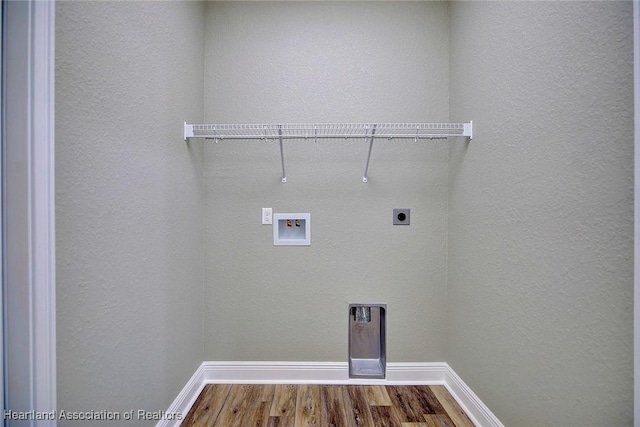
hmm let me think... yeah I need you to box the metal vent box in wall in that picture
[349,303,386,379]
[273,213,310,246]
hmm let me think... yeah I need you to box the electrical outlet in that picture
[262,208,273,225]
[393,208,410,225]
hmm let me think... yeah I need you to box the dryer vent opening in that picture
[348,304,386,379]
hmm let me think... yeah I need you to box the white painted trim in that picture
[201,361,350,384]
[633,2,639,426]
[442,363,504,427]
[3,0,56,424]
[198,361,447,385]
[155,364,208,427]
[157,362,503,427]
[1,0,5,419]
[31,0,57,418]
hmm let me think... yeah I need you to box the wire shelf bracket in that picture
[183,121,473,183]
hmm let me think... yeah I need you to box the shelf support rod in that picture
[278,126,287,183]
[362,124,377,183]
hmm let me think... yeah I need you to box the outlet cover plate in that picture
[262,208,273,225]
[393,208,410,225]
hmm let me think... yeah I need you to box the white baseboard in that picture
[156,364,207,427]
[442,363,504,427]
[157,361,503,427]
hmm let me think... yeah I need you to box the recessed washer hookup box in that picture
[273,213,310,246]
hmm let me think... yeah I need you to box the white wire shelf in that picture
[184,122,472,141]
[183,122,473,182]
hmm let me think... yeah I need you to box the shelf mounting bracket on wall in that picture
[362,124,377,183]
[278,125,286,183]
[183,121,472,183]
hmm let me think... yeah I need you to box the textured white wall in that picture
[56,2,205,424]
[203,1,450,362]
[448,2,634,425]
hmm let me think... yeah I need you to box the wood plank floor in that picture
[181,384,475,427]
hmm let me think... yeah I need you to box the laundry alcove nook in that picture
[55,1,634,426]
